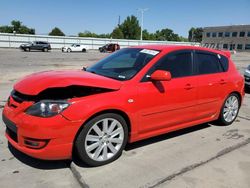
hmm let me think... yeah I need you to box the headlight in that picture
[26,100,70,117]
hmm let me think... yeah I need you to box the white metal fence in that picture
[0,33,200,49]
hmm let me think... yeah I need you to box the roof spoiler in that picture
[220,50,231,58]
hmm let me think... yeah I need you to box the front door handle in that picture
[184,83,194,90]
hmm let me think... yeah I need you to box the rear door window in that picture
[195,52,223,75]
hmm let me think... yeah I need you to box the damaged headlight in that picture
[26,100,70,117]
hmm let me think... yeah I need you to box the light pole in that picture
[138,8,148,41]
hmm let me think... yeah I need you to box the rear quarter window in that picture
[195,52,223,75]
[219,55,229,72]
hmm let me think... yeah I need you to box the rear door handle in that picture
[219,79,227,85]
[184,83,194,90]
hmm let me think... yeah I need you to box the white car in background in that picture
[62,44,88,52]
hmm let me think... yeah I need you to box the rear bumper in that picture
[2,104,83,160]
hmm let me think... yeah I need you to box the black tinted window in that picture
[196,52,222,74]
[232,32,237,37]
[225,32,230,37]
[218,32,223,37]
[219,55,229,71]
[240,31,245,37]
[150,51,193,78]
[223,44,228,49]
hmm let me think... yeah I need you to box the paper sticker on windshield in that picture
[140,49,159,56]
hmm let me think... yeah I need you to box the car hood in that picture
[14,70,122,95]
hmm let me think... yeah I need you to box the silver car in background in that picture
[244,65,250,88]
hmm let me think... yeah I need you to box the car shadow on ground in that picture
[125,123,210,151]
[8,123,211,169]
[8,123,212,169]
[73,123,211,168]
[8,143,71,169]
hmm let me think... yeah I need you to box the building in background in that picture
[202,25,250,51]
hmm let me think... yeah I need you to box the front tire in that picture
[67,48,71,53]
[43,48,48,52]
[75,113,128,166]
[217,93,240,125]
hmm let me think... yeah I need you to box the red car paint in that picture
[2,45,244,160]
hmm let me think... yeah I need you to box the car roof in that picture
[130,45,231,58]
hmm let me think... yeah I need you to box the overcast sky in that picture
[1,0,250,37]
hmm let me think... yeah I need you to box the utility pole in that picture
[138,8,148,41]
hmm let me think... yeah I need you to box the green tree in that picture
[111,27,124,39]
[120,15,141,39]
[179,36,189,42]
[49,27,65,36]
[142,29,156,40]
[0,20,35,34]
[0,25,13,33]
[154,28,180,41]
[188,27,203,42]
[78,31,110,38]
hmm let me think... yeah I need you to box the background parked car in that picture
[20,41,51,52]
[62,44,88,52]
[99,43,120,53]
[244,65,250,89]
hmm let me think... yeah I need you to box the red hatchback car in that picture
[2,45,244,166]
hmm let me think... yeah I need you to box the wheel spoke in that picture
[228,112,233,122]
[110,127,123,138]
[93,145,104,160]
[108,143,117,154]
[93,125,103,136]
[108,121,117,134]
[224,107,229,113]
[86,135,100,142]
[102,145,108,160]
[86,142,99,152]
[103,119,108,133]
[110,138,123,144]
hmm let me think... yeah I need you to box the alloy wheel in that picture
[223,95,239,123]
[84,118,124,162]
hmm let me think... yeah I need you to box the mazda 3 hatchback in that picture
[2,45,244,166]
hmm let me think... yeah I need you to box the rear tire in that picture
[43,48,48,52]
[82,48,86,53]
[75,113,128,166]
[217,93,240,125]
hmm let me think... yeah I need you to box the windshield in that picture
[86,48,160,81]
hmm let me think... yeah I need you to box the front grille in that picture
[2,114,18,142]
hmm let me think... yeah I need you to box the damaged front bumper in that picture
[2,99,83,160]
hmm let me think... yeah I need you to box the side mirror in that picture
[150,70,171,81]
